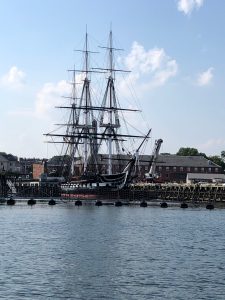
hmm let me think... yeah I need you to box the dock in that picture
[1,183,225,208]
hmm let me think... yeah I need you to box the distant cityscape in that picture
[0,150,225,184]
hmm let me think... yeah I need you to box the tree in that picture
[176,147,199,156]
[221,151,225,161]
[208,155,225,171]
[198,152,208,159]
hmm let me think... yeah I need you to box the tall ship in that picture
[44,31,151,198]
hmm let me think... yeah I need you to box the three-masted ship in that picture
[44,31,151,198]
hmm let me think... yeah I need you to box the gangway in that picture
[6,179,17,195]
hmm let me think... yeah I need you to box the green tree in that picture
[198,152,208,159]
[221,151,225,160]
[176,147,199,156]
[208,155,225,171]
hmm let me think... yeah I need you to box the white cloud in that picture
[177,0,204,15]
[1,66,26,89]
[197,67,213,86]
[35,80,70,117]
[125,44,164,73]
[8,73,84,121]
[119,42,178,96]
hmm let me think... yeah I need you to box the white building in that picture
[186,173,225,184]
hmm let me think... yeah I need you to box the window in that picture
[173,167,176,171]
[180,167,183,172]
[187,167,190,172]
[215,168,218,173]
[159,167,162,171]
[166,167,169,171]
[208,168,211,172]
[194,167,198,172]
[201,167,204,172]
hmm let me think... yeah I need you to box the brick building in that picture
[32,153,222,184]
[96,154,223,183]
[33,161,47,179]
[154,155,222,183]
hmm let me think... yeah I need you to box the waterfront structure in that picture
[154,155,222,183]
[96,154,222,183]
[1,152,223,198]
[95,154,221,182]
[33,160,47,179]
[0,151,222,186]
[19,157,43,178]
[39,154,222,184]
[186,173,225,184]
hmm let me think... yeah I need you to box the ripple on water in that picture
[0,205,225,299]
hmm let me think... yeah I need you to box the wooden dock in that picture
[128,183,225,204]
[1,182,225,207]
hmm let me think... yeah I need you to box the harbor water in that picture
[1,203,225,299]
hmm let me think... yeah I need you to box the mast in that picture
[44,30,148,180]
[70,69,77,176]
[93,30,146,175]
[44,31,98,177]
[108,31,113,175]
[83,31,90,173]
[59,66,79,178]
[99,30,123,175]
[74,30,98,175]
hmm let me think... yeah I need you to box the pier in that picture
[0,183,225,207]
[128,183,225,203]
[1,182,225,209]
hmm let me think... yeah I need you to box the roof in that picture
[156,155,221,168]
[94,154,221,168]
[187,173,225,180]
[0,154,8,162]
[0,152,18,162]
[45,153,221,169]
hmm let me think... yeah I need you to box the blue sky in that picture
[0,0,225,158]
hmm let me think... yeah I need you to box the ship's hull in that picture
[61,171,129,199]
[61,188,132,200]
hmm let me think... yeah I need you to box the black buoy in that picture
[48,199,56,206]
[95,200,103,206]
[140,201,148,207]
[206,203,214,210]
[115,201,123,207]
[7,197,15,206]
[160,202,168,208]
[180,203,188,209]
[75,200,82,206]
[27,198,36,205]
